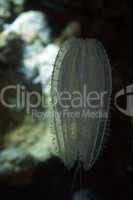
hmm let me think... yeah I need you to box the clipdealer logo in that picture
[1,83,133,117]
[114,84,133,117]
[0,84,109,118]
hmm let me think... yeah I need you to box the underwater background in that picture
[0,0,133,199]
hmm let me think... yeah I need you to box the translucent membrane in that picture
[50,38,112,170]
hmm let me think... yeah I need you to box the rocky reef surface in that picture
[0,3,81,185]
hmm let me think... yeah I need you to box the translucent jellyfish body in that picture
[50,38,112,170]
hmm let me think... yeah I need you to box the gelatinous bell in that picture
[50,38,112,170]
